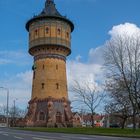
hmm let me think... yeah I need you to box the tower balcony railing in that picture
[29,37,71,50]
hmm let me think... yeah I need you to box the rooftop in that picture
[26,0,74,32]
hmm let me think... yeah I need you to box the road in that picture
[0,128,139,140]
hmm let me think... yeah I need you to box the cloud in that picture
[0,59,13,65]
[0,50,32,66]
[1,22,140,112]
[67,55,105,102]
[0,70,33,109]
[67,22,140,102]
[75,55,82,62]
[109,22,140,38]
[16,71,33,86]
[88,46,105,65]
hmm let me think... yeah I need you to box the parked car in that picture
[110,124,120,128]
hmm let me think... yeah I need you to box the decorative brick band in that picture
[34,53,66,61]
[29,97,71,104]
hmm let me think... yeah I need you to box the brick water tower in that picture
[25,0,74,127]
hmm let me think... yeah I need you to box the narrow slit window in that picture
[56,65,58,70]
[66,32,69,38]
[56,83,59,90]
[42,83,45,89]
[43,64,45,70]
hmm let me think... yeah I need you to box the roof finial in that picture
[41,0,61,17]
[46,0,54,5]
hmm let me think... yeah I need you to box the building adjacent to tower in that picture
[25,0,74,127]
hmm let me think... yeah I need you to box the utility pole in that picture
[13,98,18,127]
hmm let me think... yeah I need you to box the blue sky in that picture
[0,0,140,111]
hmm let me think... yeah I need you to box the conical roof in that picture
[26,0,74,32]
[40,0,62,16]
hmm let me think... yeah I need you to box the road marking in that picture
[2,133,9,136]
[32,137,54,140]
[61,136,96,140]
[14,136,24,139]
[0,131,56,139]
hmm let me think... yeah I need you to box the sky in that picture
[0,0,140,111]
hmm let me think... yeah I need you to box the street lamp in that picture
[13,98,18,127]
[0,87,9,127]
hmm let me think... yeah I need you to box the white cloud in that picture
[0,50,32,65]
[67,58,105,102]
[75,55,82,62]
[0,70,33,109]
[88,46,105,65]
[109,22,140,38]
[1,22,140,112]
[0,58,13,65]
[16,71,33,86]
[67,22,140,102]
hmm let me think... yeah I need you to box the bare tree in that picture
[9,106,27,119]
[71,80,105,127]
[105,78,133,129]
[0,105,7,116]
[104,34,140,131]
[105,101,132,129]
[9,106,27,127]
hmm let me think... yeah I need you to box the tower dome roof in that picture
[41,0,61,16]
[26,0,74,32]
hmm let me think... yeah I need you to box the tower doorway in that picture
[56,112,62,123]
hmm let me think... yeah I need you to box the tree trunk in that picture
[121,117,126,129]
[91,114,94,128]
[138,121,140,128]
[132,112,136,132]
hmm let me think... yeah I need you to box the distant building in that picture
[72,113,82,127]
[82,114,105,127]
[25,0,74,127]
[0,115,6,127]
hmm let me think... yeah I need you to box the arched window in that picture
[39,112,45,121]
[56,112,62,123]
[35,29,38,36]
[57,28,61,35]
[46,27,49,34]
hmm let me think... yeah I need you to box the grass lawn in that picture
[18,127,140,138]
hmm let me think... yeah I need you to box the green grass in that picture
[17,127,140,138]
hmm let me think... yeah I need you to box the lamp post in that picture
[13,98,18,127]
[0,87,9,127]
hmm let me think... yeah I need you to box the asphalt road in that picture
[0,128,139,140]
